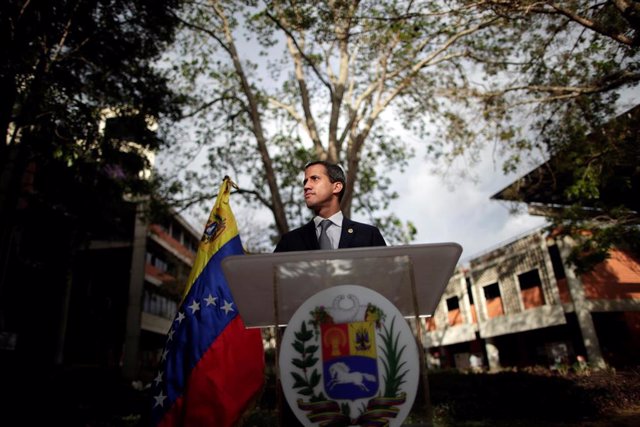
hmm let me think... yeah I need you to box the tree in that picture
[0,0,186,245]
[160,0,513,248]
[0,0,183,374]
[470,1,640,268]
[161,0,638,258]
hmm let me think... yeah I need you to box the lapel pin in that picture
[348,228,354,234]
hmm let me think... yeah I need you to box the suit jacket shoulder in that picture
[273,220,318,252]
[274,217,386,252]
[339,218,386,248]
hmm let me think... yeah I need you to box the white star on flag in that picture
[167,328,175,342]
[175,311,185,323]
[154,390,167,408]
[153,371,163,386]
[221,300,234,315]
[205,294,217,306]
[161,348,169,362]
[188,300,200,314]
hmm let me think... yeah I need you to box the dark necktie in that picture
[318,219,332,249]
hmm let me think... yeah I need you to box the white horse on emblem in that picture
[327,362,376,391]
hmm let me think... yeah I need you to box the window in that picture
[518,269,542,289]
[187,237,198,253]
[466,277,478,323]
[484,283,501,299]
[483,282,504,318]
[518,269,545,309]
[143,291,178,320]
[446,296,463,325]
[547,244,566,280]
[145,251,168,273]
[171,223,182,244]
[154,256,168,273]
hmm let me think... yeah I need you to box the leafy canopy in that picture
[159,0,638,259]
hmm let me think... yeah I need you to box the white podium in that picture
[222,243,462,427]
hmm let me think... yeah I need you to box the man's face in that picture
[303,164,342,211]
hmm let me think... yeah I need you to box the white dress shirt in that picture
[313,211,343,249]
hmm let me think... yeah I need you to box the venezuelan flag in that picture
[151,177,264,427]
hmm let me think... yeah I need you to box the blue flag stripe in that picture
[162,235,243,404]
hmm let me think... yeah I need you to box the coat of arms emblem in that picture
[279,285,419,427]
[201,213,225,243]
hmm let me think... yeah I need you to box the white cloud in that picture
[386,146,546,262]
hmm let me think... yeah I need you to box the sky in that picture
[383,148,547,264]
[172,91,640,266]
[172,135,549,264]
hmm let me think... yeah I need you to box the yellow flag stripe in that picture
[181,177,240,301]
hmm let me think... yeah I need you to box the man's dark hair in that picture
[305,160,346,201]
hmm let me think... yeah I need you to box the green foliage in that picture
[340,402,351,418]
[0,1,185,387]
[156,0,639,258]
[379,316,409,397]
[1,0,184,233]
[536,102,640,270]
[464,1,640,269]
[156,0,518,248]
[290,320,324,401]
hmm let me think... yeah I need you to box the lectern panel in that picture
[274,256,413,327]
[221,243,463,327]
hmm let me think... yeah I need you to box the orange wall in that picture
[447,308,464,326]
[486,297,504,318]
[149,224,196,262]
[582,249,640,300]
[521,286,545,309]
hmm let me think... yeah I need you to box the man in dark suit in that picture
[274,160,385,426]
[274,160,386,252]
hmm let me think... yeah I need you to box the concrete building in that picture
[424,229,640,371]
[423,106,640,371]
[60,200,201,383]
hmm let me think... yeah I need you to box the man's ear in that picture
[333,181,343,195]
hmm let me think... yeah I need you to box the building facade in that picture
[423,230,640,371]
[52,200,200,386]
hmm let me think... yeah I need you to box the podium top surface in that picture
[221,242,462,327]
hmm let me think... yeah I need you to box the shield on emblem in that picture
[321,321,379,400]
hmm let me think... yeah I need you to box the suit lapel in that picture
[338,218,355,248]
[302,220,320,250]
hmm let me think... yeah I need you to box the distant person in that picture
[274,160,386,252]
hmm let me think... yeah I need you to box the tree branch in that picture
[549,2,635,46]
[232,188,273,212]
[169,8,233,56]
[181,95,246,119]
[264,10,333,95]
[209,0,289,234]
